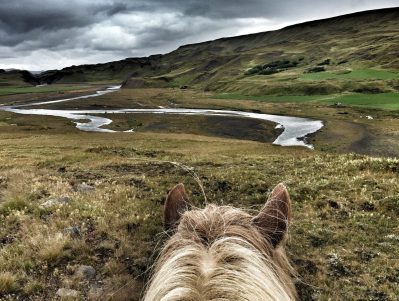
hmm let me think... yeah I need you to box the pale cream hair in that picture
[144,184,297,301]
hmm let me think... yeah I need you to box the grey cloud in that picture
[0,0,134,34]
[0,3,88,33]
[127,0,398,19]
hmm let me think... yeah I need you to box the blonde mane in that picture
[144,200,297,301]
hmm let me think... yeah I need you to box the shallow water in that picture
[0,86,323,149]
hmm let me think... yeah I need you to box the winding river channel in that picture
[0,86,324,149]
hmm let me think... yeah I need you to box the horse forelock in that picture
[144,204,297,301]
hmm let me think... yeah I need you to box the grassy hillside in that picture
[1,8,398,105]
[33,8,399,96]
[0,70,38,88]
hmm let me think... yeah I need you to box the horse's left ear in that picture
[252,183,292,247]
[164,183,191,231]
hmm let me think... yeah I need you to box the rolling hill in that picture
[2,7,399,97]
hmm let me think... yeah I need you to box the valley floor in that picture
[0,87,398,300]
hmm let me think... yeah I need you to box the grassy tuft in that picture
[0,272,18,294]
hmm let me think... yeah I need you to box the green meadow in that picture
[215,92,399,110]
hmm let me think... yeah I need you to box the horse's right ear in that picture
[164,183,191,231]
[252,183,292,247]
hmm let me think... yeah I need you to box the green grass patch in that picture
[215,92,399,110]
[300,69,399,81]
[321,93,399,110]
[214,93,328,103]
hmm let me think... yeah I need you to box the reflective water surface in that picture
[0,86,323,148]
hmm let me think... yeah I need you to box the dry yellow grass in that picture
[0,127,397,300]
[0,272,18,294]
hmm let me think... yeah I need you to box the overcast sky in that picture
[0,0,397,71]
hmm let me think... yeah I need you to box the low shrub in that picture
[318,59,331,66]
[245,59,299,75]
[305,66,326,73]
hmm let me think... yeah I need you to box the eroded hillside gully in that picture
[0,86,323,149]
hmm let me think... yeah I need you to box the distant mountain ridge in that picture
[2,7,398,95]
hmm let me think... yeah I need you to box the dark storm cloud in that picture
[1,4,79,34]
[0,0,397,70]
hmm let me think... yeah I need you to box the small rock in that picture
[73,183,95,193]
[56,288,79,298]
[385,234,399,241]
[76,265,96,280]
[40,196,71,208]
[64,226,81,237]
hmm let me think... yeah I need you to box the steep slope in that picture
[148,7,399,95]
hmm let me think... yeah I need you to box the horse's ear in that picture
[164,183,191,231]
[252,183,291,247]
